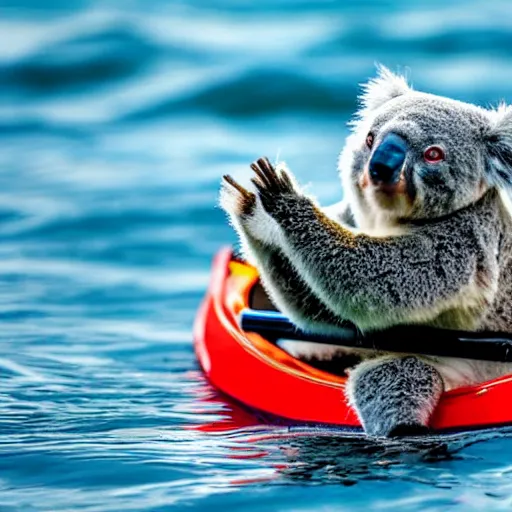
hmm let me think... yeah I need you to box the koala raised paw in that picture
[220,160,351,336]
[221,157,305,250]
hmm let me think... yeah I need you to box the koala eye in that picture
[423,146,445,163]
[366,132,374,149]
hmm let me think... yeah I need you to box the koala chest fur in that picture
[220,66,512,436]
[481,228,512,331]
[332,192,512,391]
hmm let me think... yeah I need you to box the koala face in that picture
[340,67,512,227]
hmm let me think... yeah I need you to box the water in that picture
[1,0,512,510]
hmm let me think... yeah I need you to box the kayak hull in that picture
[194,247,512,432]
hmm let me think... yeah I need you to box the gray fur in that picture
[220,67,512,437]
[347,356,443,437]
[241,229,346,333]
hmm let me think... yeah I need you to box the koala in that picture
[219,66,512,437]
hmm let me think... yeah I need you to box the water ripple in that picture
[1,0,512,511]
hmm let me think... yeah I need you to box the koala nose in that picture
[368,133,408,185]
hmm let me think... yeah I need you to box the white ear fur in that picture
[488,103,512,139]
[486,104,512,187]
[359,65,412,115]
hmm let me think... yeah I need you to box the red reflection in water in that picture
[185,375,290,485]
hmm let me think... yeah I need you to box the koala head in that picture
[339,66,512,229]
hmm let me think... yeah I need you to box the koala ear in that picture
[359,65,412,114]
[486,104,512,187]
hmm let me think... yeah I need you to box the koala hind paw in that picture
[346,356,443,438]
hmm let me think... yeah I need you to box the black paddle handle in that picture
[240,309,512,362]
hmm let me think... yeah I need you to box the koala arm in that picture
[223,158,499,332]
[220,174,350,337]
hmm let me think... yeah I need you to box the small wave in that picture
[123,67,357,121]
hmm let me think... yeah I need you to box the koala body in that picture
[220,67,512,437]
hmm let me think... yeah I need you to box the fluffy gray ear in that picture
[486,104,512,187]
[359,65,412,114]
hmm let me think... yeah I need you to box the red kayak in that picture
[194,247,512,432]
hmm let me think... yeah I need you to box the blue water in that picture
[2,0,512,510]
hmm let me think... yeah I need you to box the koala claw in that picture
[250,157,299,212]
[221,164,286,247]
[221,174,256,218]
